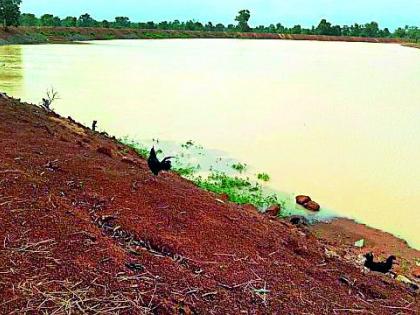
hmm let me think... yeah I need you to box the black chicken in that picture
[147,147,173,176]
[364,252,396,273]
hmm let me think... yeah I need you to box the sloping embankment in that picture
[0,95,418,314]
[0,26,404,45]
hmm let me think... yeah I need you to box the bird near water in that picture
[364,252,396,274]
[147,147,174,176]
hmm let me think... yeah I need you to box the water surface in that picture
[1,39,419,248]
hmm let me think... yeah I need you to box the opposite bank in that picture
[0,26,405,45]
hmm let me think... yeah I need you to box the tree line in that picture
[19,12,420,41]
[1,0,418,42]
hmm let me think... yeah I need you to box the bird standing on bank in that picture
[147,147,173,176]
[364,252,396,273]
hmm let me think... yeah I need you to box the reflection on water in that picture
[0,45,23,91]
[0,40,419,249]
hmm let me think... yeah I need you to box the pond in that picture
[1,39,419,248]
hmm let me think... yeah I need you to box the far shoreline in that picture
[0,26,414,48]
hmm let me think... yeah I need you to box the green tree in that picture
[226,24,236,32]
[40,14,54,26]
[52,16,61,27]
[406,26,420,42]
[341,25,350,36]
[171,20,181,30]
[393,27,406,38]
[235,9,251,32]
[315,19,342,36]
[205,21,214,31]
[62,16,77,27]
[185,20,196,30]
[214,23,225,31]
[316,19,332,35]
[77,13,96,27]
[331,25,342,36]
[276,23,285,33]
[101,20,110,28]
[115,16,130,28]
[19,13,38,26]
[145,21,156,29]
[267,24,276,33]
[0,0,22,29]
[361,21,379,37]
[158,21,169,30]
[349,23,361,36]
[291,25,302,34]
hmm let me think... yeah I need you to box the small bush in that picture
[257,173,270,182]
[232,162,247,173]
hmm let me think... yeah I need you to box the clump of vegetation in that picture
[173,165,200,177]
[181,140,195,149]
[2,33,48,45]
[194,172,279,208]
[257,173,270,182]
[65,33,90,41]
[0,0,21,30]
[119,137,282,209]
[119,137,149,158]
[232,162,247,173]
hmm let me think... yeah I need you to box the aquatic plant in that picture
[232,162,247,173]
[257,173,270,182]
[120,137,282,209]
[181,140,195,149]
[193,172,280,208]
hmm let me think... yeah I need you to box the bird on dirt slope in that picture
[364,252,396,274]
[147,147,173,176]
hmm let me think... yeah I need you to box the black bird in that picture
[147,147,173,176]
[92,120,98,131]
[364,252,396,273]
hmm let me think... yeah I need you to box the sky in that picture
[22,0,420,30]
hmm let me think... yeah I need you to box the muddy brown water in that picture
[0,39,419,249]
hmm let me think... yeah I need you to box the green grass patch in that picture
[119,137,281,209]
[193,172,279,208]
[119,137,149,158]
[173,165,200,177]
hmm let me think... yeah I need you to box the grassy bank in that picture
[0,26,404,45]
[120,137,282,210]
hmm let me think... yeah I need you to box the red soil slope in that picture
[0,96,418,314]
